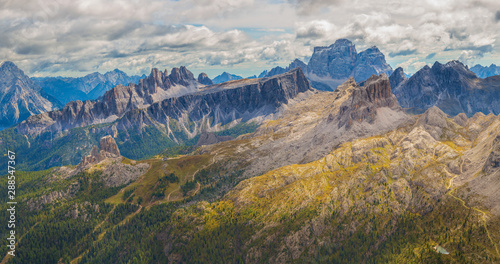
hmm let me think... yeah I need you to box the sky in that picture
[1,0,500,78]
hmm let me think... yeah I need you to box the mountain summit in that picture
[0,61,61,129]
[306,39,393,90]
[392,60,500,116]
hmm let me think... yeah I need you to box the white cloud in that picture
[1,0,499,77]
[396,57,429,73]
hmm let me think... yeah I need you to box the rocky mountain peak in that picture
[306,39,393,90]
[212,72,243,84]
[1,61,30,87]
[197,73,213,85]
[170,66,195,86]
[79,135,121,167]
[337,74,401,129]
[453,113,468,127]
[0,61,61,129]
[389,67,408,89]
[419,106,449,128]
[431,60,476,79]
[100,135,120,156]
[0,61,23,75]
[329,38,355,49]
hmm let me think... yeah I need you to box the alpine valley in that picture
[1,38,500,264]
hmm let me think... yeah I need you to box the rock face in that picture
[17,66,203,134]
[212,72,243,84]
[0,61,62,130]
[337,74,401,129]
[264,59,308,78]
[197,73,213,85]
[80,135,121,166]
[389,67,407,90]
[116,68,312,131]
[33,69,145,104]
[392,60,500,116]
[470,64,500,78]
[306,39,393,90]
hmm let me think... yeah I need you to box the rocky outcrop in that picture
[337,74,401,129]
[212,72,243,84]
[26,182,80,211]
[0,61,61,129]
[416,106,450,140]
[453,113,468,127]
[79,135,121,167]
[17,66,203,134]
[306,39,393,90]
[197,73,213,85]
[470,64,500,78]
[393,60,500,116]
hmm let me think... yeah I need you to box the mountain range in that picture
[470,64,500,78]
[2,67,500,263]
[2,38,500,263]
[391,60,500,116]
[33,69,146,105]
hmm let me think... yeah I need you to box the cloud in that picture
[458,49,489,65]
[389,49,417,57]
[396,57,429,73]
[425,53,436,59]
[288,0,342,15]
[296,20,336,39]
[1,0,500,77]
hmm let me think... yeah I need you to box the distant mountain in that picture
[306,39,393,90]
[0,61,62,130]
[470,64,500,78]
[18,66,203,135]
[262,59,308,79]
[197,72,213,85]
[212,72,243,84]
[389,67,408,90]
[33,69,145,104]
[257,70,268,78]
[392,60,500,116]
[257,39,392,91]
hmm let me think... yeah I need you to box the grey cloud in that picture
[14,44,49,55]
[389,49,417,57]
[445,44,493,53]
[425,53,436,59]
[496,11,500,21]
[105,50,130,58]
[448,29,469,41]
